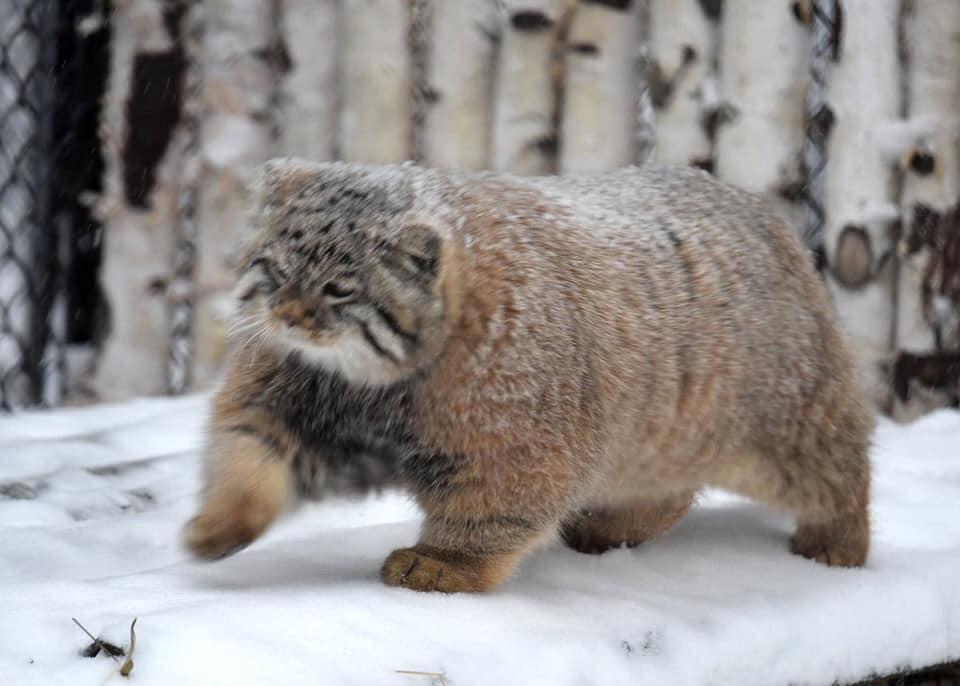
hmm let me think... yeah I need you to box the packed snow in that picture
[1,395,958,686]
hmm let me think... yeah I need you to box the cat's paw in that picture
[182,511,260,561]
[790,519,868,568]
[381,547,495,593]
[182,486,279,561]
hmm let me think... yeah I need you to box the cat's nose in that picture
[274,300,304,327]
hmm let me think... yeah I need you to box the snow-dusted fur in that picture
[184,159,873,592]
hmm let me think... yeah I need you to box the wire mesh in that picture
[0,0,107,410]
[0,0,57,410]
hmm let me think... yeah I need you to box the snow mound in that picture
[1,396,958,685]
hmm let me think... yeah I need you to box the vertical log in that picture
[278,0,337,161]
[95,0,186,399]
[338,0,412,163]
[893,0,960,418]
[635,0,656,165]
[421,0,500,170]
[191,0,279,388]
[559,0,640,173]
[803,0,838,258]
[647,0,719,169]
[168,1,205,394]
[714,1,809,229]
[822,0,901,408]
[492,0,570,175]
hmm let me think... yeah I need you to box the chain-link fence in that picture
[0,0,57,410]
[1,0,107,410]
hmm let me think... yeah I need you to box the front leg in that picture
[184,404,295,560]
[380,516,542,593]
[382,452,572,593]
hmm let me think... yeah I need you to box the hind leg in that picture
[562,490,697,554]
[709,443,870,568]
[788,462,869,567]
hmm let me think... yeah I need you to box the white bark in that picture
[893,0,960,419]
[714,0,809,228]
[422,0,499,170]
[338,0,412,163]
[647,0,716,168]
[192,0,277,388]
[559,0,639,173]
[492,0,568,175]
[278,0,337,161]
[822,0,901,407]
[94,0,178,399]
[896,0,960,352]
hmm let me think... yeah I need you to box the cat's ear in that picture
[390,223,442,279]
[253,157,325,210]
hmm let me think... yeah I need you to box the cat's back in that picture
[443,164,849,454]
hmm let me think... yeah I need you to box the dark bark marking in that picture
[893,351,960,404]
[908,150,936,176]
[647,61,672,109]
[532,134,559,155]
[583,0,633,10]
[701,103,738,141]
[690,158,714,174]
[697,0,723,21]
[569,42,599,56]
[123,51,185,207]
[777,179,808,205]
[511,11,554,31]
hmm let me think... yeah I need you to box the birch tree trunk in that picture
[559,0,640,173]
[492,0,569,175]
[822,0,901,408]
[893,0,960,419]
[422,0,499,171]
[278,0,337,161]
[168,1,205,395]
[94,0,186,399]
[714,1,809,229]
[338,0,412,163]
[634,0,656,165]
[647,0,718,169]
[191,0,278,388]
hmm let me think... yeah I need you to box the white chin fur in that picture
[280,330,400,386]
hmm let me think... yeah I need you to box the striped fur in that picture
[185,160,873,592]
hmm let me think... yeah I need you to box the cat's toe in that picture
[381,547,490,593]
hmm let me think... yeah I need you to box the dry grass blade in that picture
[395,669,448,686]
[119,618,137,677]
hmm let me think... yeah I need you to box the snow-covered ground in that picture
[1,396,958,686]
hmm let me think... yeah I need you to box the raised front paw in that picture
[183,486,281,561]
[381,547,499,593]
[183,510,261,561]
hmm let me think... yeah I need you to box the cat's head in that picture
[233,159,461,385]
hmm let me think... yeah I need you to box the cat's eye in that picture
[249,257,284,292]
[323,282,356,300]
[237,257,284,301]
